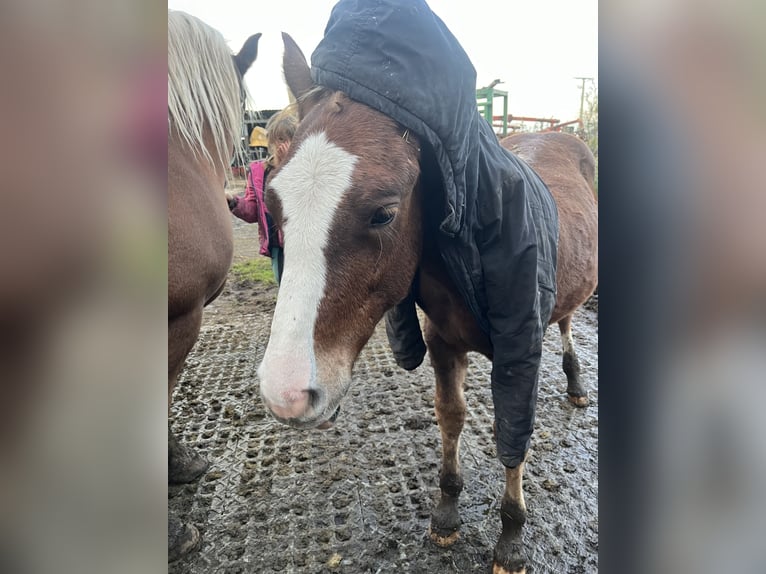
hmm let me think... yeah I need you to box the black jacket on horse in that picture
[311,0,558,468]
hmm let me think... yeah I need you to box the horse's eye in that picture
[370,207,396,227]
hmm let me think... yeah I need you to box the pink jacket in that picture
[231,161,283,256]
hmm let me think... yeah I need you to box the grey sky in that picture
[168,0,597,120]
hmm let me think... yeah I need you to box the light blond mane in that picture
[168,10,242,174]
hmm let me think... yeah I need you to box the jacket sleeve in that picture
[384,288,426,371]
[480,175,545,469]
[231,184,259,223]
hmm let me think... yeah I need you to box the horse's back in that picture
[502,131,596,197]
[168,137,234,319]
[501,132,598,322]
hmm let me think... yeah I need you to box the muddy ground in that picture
[169,215,598,573]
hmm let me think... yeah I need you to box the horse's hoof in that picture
[428,525,460,547]
[168,518,201,562]
[429,494,461,547]
[169,446,210,484]
[492,563,526,574]
[567,393,589,408]
[493,535,526,574]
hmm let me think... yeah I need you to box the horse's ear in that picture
[282,32,315,117]
[234,32,262,77]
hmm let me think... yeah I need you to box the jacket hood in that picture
[310,0,479,236]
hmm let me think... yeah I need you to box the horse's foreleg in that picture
[168,307,209,484]
[424,322,468,547]
[168,306,204,402]
[559,314,588,407]
[492,462,528,574]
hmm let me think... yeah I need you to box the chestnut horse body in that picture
[260,34,597,574]
[167,10,260,559]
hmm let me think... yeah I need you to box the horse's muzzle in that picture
[271,404,341,430]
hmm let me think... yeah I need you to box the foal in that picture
[256,33,597,573]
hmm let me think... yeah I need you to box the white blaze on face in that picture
[257,132,357,410]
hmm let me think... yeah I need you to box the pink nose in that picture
[263,389,312,420]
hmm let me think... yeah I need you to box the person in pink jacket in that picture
[228,108,298,284]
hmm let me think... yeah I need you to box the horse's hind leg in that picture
[425,322,468,547]
[559,314,588,407]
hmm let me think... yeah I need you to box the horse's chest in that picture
[416,262,492,357]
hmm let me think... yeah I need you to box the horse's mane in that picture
[168,10,242,173]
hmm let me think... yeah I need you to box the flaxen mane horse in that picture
[167,10,259,560]
[258,34,597,574]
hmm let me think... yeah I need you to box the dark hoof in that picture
[429,496,461,547]
[169,443,210,484]
[492,563,526,574]
[168,518,200,562]
[567,393,589,408]
[492,541,526,574]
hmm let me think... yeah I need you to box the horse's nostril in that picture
[306,388,321,409]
